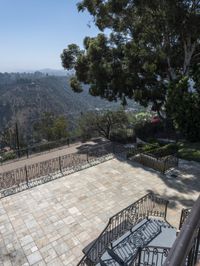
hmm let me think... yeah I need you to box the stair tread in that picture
[97,218,176,265]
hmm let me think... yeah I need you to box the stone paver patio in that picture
[0,157,199,265]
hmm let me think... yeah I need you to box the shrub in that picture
[1,151,16,162]
[149,143,178,157]
[142,143,160,152]
[110,128,135,144]
[127,143,178,159]
[134,121,164,141]
[177,142,200,162]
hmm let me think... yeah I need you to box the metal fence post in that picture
[113,143,115,154]
[164,200,169,220]
[59,156,62,173]
[138,247,142,265]
[24,165,29,187]
[87,149,89,163]
[163,158,167,174]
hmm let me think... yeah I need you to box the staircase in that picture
[77,193,177,266]
[97,219,175,266]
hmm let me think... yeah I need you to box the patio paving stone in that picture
[0,157,199,265]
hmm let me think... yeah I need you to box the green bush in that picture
[142,143,160,152]
[166,77,200,142]
[128,141,200,162]
[127,143,178,159]
[178,142,200,162]
[127,148,142,159]
[134,121,164,141]
[148,143,178,157]
[1,151,17,162]
[110,129,136,144]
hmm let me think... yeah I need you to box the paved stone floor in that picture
[0,158,199,266]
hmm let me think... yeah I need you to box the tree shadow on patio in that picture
[115,154,200,209]
[146,189,196,209]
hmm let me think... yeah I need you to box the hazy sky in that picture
[0,0,99,72]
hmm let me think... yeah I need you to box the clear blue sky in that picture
[0,0,99,72]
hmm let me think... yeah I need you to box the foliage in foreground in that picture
[178,142,200,162]
[128,141,200,163]
[33,113,69,141]
[166,77,200,142]
[136,143,178,157]
[61,0,200,141]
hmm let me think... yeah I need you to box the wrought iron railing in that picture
[0,136,82,163]
[77,193,169,265]
[163,155,179,172]
[164,195,200,266]
[130,246,170,266]
[0,142,124,197]
[179,208,192,230]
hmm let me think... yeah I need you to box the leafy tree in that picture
[61,0,200,139]
[52,116,69,140]
[33,113,54,141]
[0,127,16,148]
[128,112,153,126]
[33,113,69,141]
[78,112,97,140]
[79,109,129,140]
[166,77,200,141]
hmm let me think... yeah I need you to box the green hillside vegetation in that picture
[0,72,141,135]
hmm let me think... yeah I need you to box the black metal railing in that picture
[130,246,170,266]
[164,195,200,266]
[0,142,125,197]
[0,137,81,163]
[77,193,169,265]
[179,208,192,230]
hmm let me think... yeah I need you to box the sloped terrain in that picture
[0,72,139,132]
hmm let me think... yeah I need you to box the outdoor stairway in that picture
[78,193,178,266]
[79,193,200,266]
[96,219,176,266]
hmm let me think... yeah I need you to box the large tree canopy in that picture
[61,0,200,139]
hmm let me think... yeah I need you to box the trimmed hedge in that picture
[149,143,178,157]
[127,143,178,159]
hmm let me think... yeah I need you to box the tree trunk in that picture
[183,37,196,76]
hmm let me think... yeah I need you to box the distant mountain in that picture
[38,69,69,76]
[0,72,142,134]
[2,69,71,76]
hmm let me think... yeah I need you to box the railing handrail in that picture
[0,142,112,175]
[78,193,169,265]
[141,244,171,251]
[130,245,171,266]
[109,192,167,220]
[179,208,192,230]
[0,142,117,197]
[164,195,200,266]
[77,193,152,265]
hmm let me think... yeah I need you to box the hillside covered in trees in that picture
[0,72,140,134]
